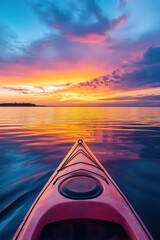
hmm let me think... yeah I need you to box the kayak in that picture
[13,139,153,240]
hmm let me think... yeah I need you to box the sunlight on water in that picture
[0,107,160,239]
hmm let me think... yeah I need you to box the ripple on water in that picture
[0,107,160,239]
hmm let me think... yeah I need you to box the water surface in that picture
[0,107,160,239]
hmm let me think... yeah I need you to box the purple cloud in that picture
[139,47,160,65]
[70,72,122,90]
[0,33,92,69]
[30,0,127,42]
[70,46,160,91]
[100,95,160,102]
[0,1,128,70]
[122,47,160,89]
[99,94,160,107]
[112,69,122,79]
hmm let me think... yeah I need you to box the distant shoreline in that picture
[0,103,37,107]
[0,103,159,107]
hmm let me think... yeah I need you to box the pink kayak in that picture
[13,139,153,240]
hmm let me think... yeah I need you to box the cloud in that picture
[99,94,160,106]
[0,1,128,72]
[139,47,160,65]
[1,84,67,95]
[0,33,92,71]
[122,47,160,89]
[0,24,22,62]
[89,46,160,91]
[66,46,160,92]
[112,69,122,79]
[64,14,127,43]
[30,0,127,43]
[0,0,159,101]
[100,94,160,102]
[109,23,160,57]
[24,45,160,93]
[123,65,160,89]
[67,71,122,91]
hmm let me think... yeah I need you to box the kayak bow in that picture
[13,139,153,240]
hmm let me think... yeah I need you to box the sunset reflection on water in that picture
[0,107,160,239]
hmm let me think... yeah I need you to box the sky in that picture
[0,0,160,106]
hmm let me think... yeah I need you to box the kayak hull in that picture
[13,140,153,240]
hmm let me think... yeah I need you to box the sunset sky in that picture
[0,0,160,106]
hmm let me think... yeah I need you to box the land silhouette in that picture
[0,102,37,107]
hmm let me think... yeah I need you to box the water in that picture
[0,107,160,240]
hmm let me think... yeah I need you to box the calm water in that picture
[0,107,160,240]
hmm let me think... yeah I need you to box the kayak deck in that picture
[13,139,153,240]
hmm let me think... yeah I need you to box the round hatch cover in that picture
[59,176,102,199]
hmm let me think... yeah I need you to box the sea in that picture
[0,107,160,240]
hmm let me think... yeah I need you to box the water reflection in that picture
[0,107,160,239]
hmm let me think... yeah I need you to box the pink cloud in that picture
[65,33,108,44]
